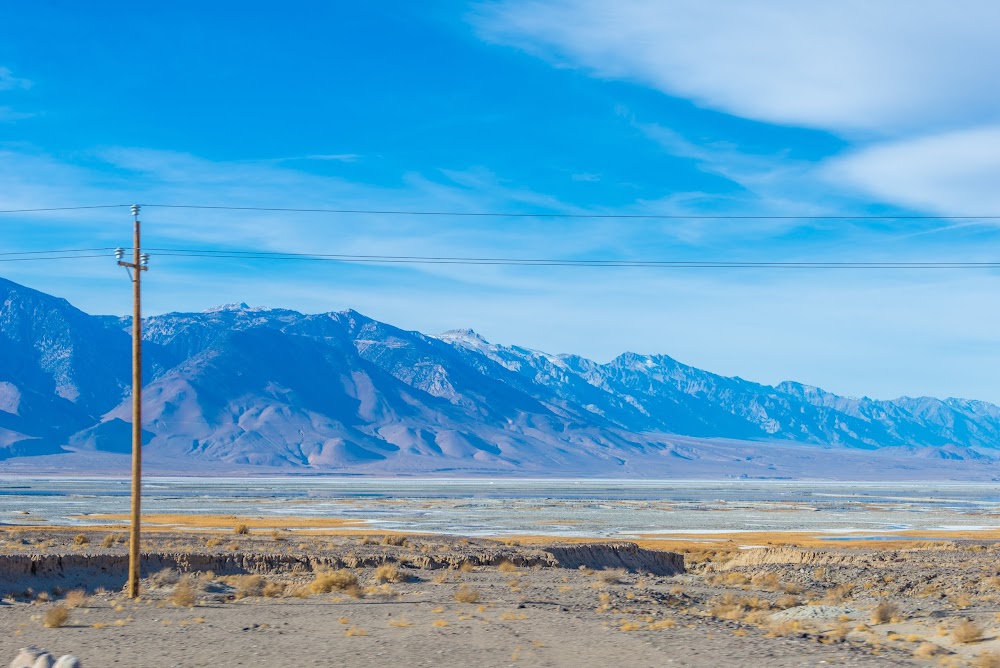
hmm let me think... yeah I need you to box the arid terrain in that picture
[4,522,1000,667]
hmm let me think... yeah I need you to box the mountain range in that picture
[2,275,999,479]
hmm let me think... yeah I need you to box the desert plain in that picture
[4,515,1000,667]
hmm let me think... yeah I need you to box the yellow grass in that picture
[63,589,87,608]
[432,619,449,627]
[311,569,359,594]
[374,564,405,583]
[344,626,367,636]
[454,585,481,603]
[43,605,69,628]
[953,620,984,644]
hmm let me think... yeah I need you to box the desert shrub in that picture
[458,561,476,573]
[824,583,855,603]
[432,619,449,627]
[389,618,413,627]
[498,561,519,573]
[870,601,899,625]
[953,619,984,644]
[454,585,481,603]
[169,577,197,607]
[648,618,676,630]
[100,534,116,548]
[63,589,88,608]
[204,537,222,548]
[233,524,249,535]
[233,575,265,599]
[151,568,180,587]
[381,534,408,547]
[751,572,781,591]
[263,581,286,598]
[44,605,69,628]
[597,569,625,585]
[270,530,286,541]
[374,564,405,583]
[974,651,1000,668]
[344,625,367,636]
[310,569,358,594]
[226,541,240,551]
[432,572,448,585]
[775,594,799,609]
[73,533,89,545]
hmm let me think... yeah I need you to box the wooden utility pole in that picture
[117,204,149,598]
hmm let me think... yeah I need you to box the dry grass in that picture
[619,620,643,632]
[310,569,359,594]
[498,560,519,573]
[870,601,899,625]
[169,577,198,607]
[974,651,1000,668]
[432,619,449,627]
[205,537,222,548]
[231,575,265,600]
[500,611,529,621]
[100,534,116,548]
[775,594,799,609]
[824,583,855,604]
[647,618,677,630]
[150,568,180,587]
[953,619,984,644]
[750,572,781,591]
[233,524,249,535]
[43,605,70,628]
[381,534,408,547]
[388,618,413,628]
[374,563,406,583]
[454,585,481,603]
[432,572,448,585]
[913,642,941,659]
[63,589,88,609]
[597,569,625,585]
[73,533,89,545]
[263,581,286,598]
[709,593,772,621]
[226,541,240,551]
[344,626,368,637]
[458,561,475,573]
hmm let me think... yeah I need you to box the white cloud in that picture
[0,67,31,91]
[474,0,1000,136]
[825,125,1000,215]
[0,106,34,122]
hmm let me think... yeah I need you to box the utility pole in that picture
[116,204,149,599]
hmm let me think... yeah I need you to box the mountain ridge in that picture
[2,275,1000,478]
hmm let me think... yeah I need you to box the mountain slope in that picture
[2,276,1000,476]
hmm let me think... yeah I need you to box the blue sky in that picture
[3,1,1000,402]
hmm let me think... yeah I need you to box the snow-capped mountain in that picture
[3,275,1000,477]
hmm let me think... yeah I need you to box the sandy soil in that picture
[3,527,1000,667]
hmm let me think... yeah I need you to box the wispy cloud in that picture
[0,106,34,122]
[0,67,31,91]
[472,0,1000,136]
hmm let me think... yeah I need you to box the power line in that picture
[140,204,1000,220]
[8,245,1000,269]
[0,205,130,213]
[0,247,116,256]
[2,202,1000,220]
[0,254,108,262]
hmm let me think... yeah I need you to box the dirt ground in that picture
[3,527,1000,667]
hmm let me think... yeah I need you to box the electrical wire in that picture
[5,245,1000,268]
[0,205,130,213]
[2,202,1000,220]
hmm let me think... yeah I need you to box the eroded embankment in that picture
[0,542,684,591]
[721,547,903,569]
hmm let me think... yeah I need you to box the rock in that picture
[30,654,54,668]
[53,658,81,668]
[10,648,45,668]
